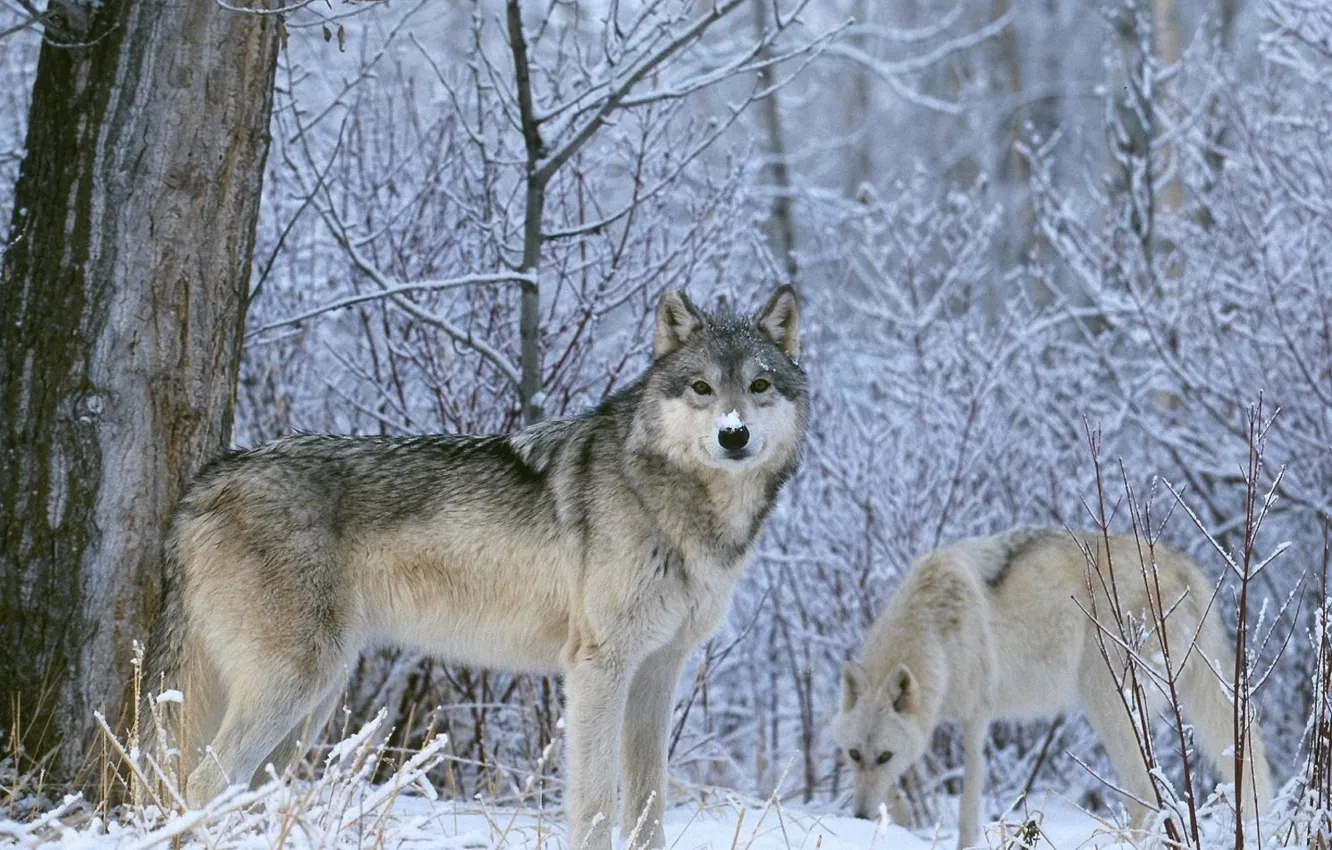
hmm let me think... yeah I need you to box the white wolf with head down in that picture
[146,287,807,850]
[835,529,1271,849]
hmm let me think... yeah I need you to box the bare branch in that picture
[247,273,535,338]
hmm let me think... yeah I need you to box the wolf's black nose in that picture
[718,425,749,451]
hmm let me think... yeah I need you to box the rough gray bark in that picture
[0,0,280,782]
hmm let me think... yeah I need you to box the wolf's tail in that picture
[143,525,189,696]
[141,518,225,797]
[1177,576,1273,818]
[134,524,190,802]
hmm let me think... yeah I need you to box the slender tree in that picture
[752,0,800,285]
[0,0,280,782]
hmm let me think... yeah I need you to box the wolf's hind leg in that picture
[185,677,321,807]
[1079,679,1157,833]
[619,639,691,849]
[1178,641,1271,817]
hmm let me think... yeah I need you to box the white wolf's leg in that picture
[1079,684,1156,832]
[891,765,922,825]
[185,680,317,807]
[1178,644,1271,817]
[619,638,691,849]
[888,783,913,826]
[957,717,988,850]
[565,648,631,850]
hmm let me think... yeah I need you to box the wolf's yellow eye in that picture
[847,748,862,763]
[691,381,713,395]
[876,751,893,765]
[750,378,771,393]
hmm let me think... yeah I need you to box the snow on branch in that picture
[248,272,535,339]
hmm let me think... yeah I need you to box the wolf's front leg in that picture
[565,649,632,850]
[620,639,692,849]
[888,784,913,826]
[957,717,989,850]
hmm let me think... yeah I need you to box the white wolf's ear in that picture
[887,664,917,714]
[842,660,867,712]
[756,284,799,359]
[654,290,705,359]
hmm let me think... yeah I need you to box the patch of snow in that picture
[718,409,744,431]
[155,689,184,705]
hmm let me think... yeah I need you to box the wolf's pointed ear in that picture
[654,290,705,359]
[756,284,799,359]
[886,664,917,714]
[842,660,867,712]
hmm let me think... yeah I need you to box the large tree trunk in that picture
[0,0,280,783]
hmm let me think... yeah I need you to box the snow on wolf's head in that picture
[637,286,807,476]
[834,660,928,821]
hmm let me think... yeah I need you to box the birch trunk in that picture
[0,0,279,782]
[1151,0,1183,211]
[753,0,798,285]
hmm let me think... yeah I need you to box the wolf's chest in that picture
[663,552,747,645]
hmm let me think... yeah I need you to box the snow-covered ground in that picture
[376,792,1136,850]
[1,788,1141,850]
[0,714,1281,850]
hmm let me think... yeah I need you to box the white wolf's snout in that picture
[851,789,872,820]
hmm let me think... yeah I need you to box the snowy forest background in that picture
[2,0,1331,837]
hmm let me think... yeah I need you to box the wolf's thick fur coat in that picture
[835,529,1271,849]
[146,287,808,850]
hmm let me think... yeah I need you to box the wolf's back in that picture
[971,526,1061,589]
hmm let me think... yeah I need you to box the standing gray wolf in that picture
[834,528,1271,849]
[146,286,807,850]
